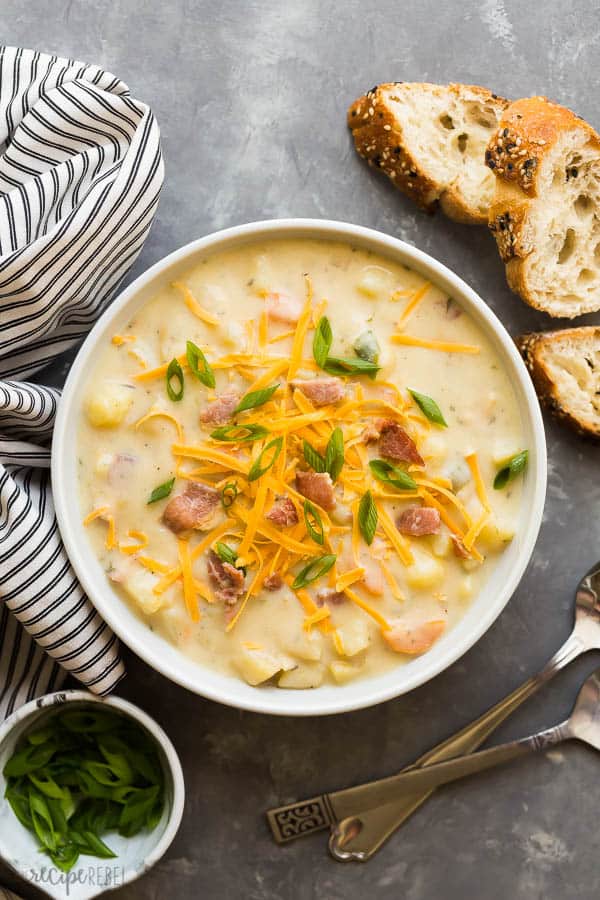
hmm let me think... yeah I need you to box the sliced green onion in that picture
[408,389,447,427]
[313,316,333,368]
[369,459,417,491]
[234,383,280,414]
[324,427,344,482]
[358,490,378,545]
[2,707,165,873]
[210,424,269,443]
[322,356,380,380]
[303,439,326,473]
[166,358,184,401]
[147,477,175,504]
[248,436,283,482]
[186,341,215,388]
[303,499,324,545]
[221,481,239,508]
[494,450,528,490]
[292,554,337,589]
[215,542,238,566]
[214,542,246,575]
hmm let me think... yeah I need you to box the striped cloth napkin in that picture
[0,47,164,719]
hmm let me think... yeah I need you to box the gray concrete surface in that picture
[2,1,599,897]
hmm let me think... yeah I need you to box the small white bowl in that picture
[0,691,185,900]
[52,219,547,717]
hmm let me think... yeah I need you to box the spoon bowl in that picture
[569,668,600,751]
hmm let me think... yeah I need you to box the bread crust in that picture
[487,97,600,315]
[517,326,600,439]
[348,83,508,225]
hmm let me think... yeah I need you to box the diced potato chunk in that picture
[458,576,474,600]
[406,549,445,589]
[421,433,448,462]
[479,518,515,551]
[447,458,471,492]
[335,618,370,657]
[353,330,380,363]
[252,254,273,294]
[236,647,284,686]
[86,384,133,428]
[492,442,521,466]
[94,452,114,476]
[356,266,391,298]
[285,630,323,662]
[431,532,452,558]
[159,326,180,363]
[222,321,245,348]
[329,661,360,685]
[278,663,324,689]
[123,569,164,615]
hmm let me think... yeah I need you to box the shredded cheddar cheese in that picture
[303,607,330,631]
[336,567,366,592]
[111,334,136,346]
[81,240,522,688]
[390,334,480,354]
[396,282,431,330]
[83,506,110,526]
[172,281,219,326]
[135,409,184,442]
[119,529,149,555]
[343,588,390,629]
[178,538,199,622]
[287,282,313,380]
[376,504,414,566]
[465,451,491,512]
[134,353,187,382]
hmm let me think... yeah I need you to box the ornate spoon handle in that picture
[329,721,570,816]
[266,632,582,850]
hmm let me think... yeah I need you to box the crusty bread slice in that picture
[518,326,600,438]
[348,83,509,225]
[487,97,600,317]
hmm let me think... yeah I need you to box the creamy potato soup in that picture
[78,239,526,689]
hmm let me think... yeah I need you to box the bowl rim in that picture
[52,217,547,716]
[0,689,185,894]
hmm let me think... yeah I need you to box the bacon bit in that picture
[378,420,424,466]
[360,561,384,596]
[199,389,241,426]
[383,620,446,655]
[264,572,283,591]
[264,291,304,324]
[224,601,242,624]
[291,378,345,407]
[162,483,219,534]
[316,587,346,606]
[451,535,471,559]
[108,564,128,584]
[396,506,441,536]
[107,452,137,485]
[266,495,298,527]
[295,470,336,510]
[207,550,245,604]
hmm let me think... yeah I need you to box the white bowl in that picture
[52,219,547,716]
[0,691,185,900]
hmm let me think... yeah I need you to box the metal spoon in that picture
[266,562,600,857]
[322,664,600,813]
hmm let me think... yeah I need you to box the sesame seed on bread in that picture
[487,96,600,317]
[348,83,509,225]
[518,326,600,438]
